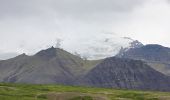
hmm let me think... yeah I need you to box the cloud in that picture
[0,0,170,59]
[0,0,144,18]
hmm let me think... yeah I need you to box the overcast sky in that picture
[0,0,170,59]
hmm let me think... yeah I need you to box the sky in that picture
[0,0,170,59]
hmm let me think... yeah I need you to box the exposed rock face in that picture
[80,57,170,91]
[129,40,144,48]
[117,44,170,76]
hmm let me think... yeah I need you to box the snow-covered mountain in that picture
[66,34,143,60]
[0,33,143,60]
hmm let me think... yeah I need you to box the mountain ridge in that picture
[0,47,170,91]
[116,44,170,76]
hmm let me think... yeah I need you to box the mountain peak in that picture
[129,40,143,48]
[16,53,28,57]
[35,47,60,59]
[35,46,82,61]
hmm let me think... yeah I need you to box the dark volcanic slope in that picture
[117,44,170,76]
[80,57,170,91]
[0,47,100,84]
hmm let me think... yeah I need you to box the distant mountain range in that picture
[0,46,170,91]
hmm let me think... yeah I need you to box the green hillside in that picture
[0,83,170,100]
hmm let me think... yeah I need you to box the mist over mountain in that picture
[0,52,19,60]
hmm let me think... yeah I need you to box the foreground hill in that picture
[117,44,170,76]
[80,57,170,91]
[0,47,100,84]
[0,83,170,100]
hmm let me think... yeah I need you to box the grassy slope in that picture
[0,83,170,100]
